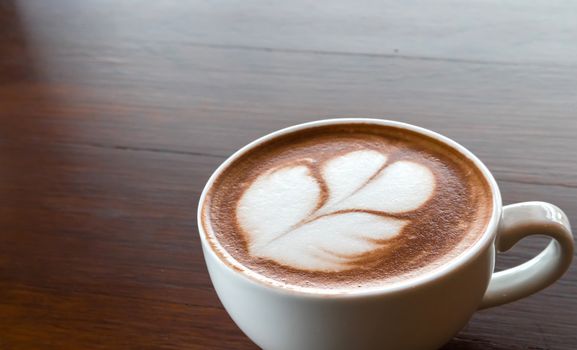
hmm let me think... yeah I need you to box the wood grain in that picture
[1,0,576,349]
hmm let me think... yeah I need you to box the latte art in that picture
[202,123,493,290]
[237,150,435,271]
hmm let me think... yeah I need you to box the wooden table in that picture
[1,1,576,349]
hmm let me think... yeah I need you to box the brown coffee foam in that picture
[202,124,493,290]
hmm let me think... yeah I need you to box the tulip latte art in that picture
[202,124,492,290]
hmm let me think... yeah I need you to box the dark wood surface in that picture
[1,1,576,349]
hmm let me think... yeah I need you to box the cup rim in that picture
[197,118,502,298]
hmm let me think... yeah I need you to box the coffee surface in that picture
[202,123,493,291]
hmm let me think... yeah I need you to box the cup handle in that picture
[479,201,574,310]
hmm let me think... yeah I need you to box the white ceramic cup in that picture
[198,119,574,350]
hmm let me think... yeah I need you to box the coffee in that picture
[201,123,493,291]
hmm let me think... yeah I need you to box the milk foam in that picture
[236,149,435,272]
